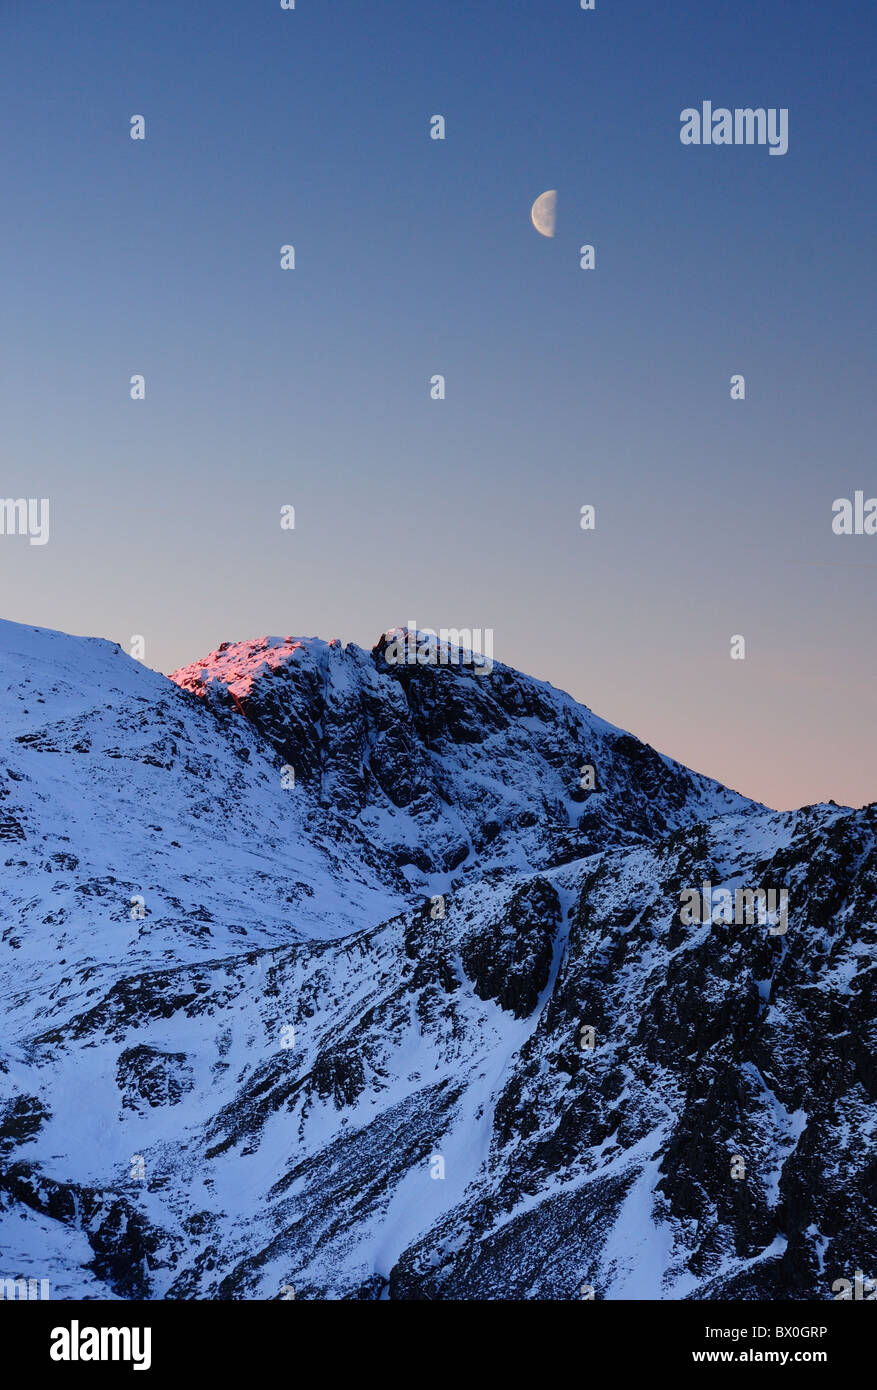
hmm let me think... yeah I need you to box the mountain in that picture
[0,619,873,1300]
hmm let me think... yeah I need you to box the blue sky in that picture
[1,0,875,808]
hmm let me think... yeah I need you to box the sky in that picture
[0,0,875,811]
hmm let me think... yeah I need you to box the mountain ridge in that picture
[0,618,872,1300]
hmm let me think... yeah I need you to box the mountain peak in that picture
[170,635,320,700]
[0,616,871,1302]
[167,624,756,884]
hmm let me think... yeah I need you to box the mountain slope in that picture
[0,620,872,1301]
[169,629,756,881]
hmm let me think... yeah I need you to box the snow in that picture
[0,617,870,1301]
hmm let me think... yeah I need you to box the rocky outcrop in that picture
[0,619,872,1301]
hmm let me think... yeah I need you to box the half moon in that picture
[531,189,557,238]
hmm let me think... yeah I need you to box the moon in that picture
[531,189,557,238]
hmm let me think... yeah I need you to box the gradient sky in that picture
[1,0,875,811]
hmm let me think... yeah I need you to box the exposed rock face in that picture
[0,619,873,1301]
[459,878,561,1019]
[116,1045,195,1112]
[392,805,877,1300]
[170,630,753,880]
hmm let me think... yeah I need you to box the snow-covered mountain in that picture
[0,620,873,1299]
